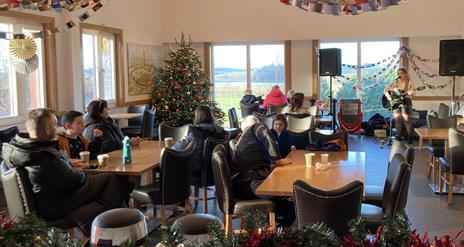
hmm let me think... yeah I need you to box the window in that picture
[0,21,46,120]
[211,43,286,123]
[82,30,116,107]
[319,40,400,120]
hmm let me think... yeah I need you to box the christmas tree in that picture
[150,34,224,127]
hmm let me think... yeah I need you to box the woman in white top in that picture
[383,68,416,143]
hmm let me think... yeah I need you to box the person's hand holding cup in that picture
[79,151,90,165]
[164,137,174,148]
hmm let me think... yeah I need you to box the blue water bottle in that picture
[122,136,132,164]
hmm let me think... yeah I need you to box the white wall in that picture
[291,40,313,97]
[161,0,463,42]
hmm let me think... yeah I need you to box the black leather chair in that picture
[293,180,364,236]
[287,115,314,131]
[252,112,276,129]
[1,165,79,231]
[211,144,275,235]
[361,154,412,229]
[267,104,287,114]
[121,105,146,132]
[130,142,195,226]
[438,103,450,119]
[158,122,190,141]
[288,129,311,150]
[309,130,349,150]
[438,128,464,204]
[363,141,415,206]
[0,126,19,162]
[191,132,231,213]
[123,107,156,139]
[426,115,456,183]
[228,108,239,129]
[240,103,259,118]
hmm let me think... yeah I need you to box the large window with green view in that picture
[212,43,285,126]
[320,40,400,120]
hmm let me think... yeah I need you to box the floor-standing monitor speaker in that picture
[439,39,464,76]
[319,48,342,76]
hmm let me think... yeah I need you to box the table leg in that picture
[418,137,423,149]
[445,140,449,159]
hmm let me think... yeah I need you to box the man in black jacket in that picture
[1,108,131,233]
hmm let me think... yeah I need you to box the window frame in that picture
[0,11,57,126]
[80,23,123,109]
[209,41,290,101]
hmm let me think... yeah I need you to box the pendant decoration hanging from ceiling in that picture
[279,0,404,15]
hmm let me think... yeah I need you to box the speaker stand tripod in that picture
[451,75,457,115]
[328,76,337,133]
[387,105,395,146]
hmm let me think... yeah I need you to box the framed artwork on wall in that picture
[126,43,163,102]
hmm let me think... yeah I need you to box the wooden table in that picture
[414,128,449,151]
[255,150,365,197]
[77,141,163,185]
[110,113,143,120]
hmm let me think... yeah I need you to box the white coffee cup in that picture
[305,153,316,167]
[321,153,329,164]
[79,151,90,164]
[97,154,109,167]
[164,137,174,148]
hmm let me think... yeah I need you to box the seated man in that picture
[240,89,259,105]
[1,108,132,234]
[230,116,294,226]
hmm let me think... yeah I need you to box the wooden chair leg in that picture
[439,166,444,194]
[194,186,200,207]
[428,155,433,178]
[432,157,438,185]
[224,214,233,236]
[268,212,276,230]
[203,187,208,213]
[448,173,454,205]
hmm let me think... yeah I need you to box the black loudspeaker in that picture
[439,39,464,76]
[319,48,342,76]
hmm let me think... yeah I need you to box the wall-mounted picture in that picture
[127,43,163,96]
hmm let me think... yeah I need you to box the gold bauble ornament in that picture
[9,36,37,60]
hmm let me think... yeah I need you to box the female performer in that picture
[384,68,416,143]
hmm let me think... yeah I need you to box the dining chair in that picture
[437,103,450,119]
[363,141,414,206]
[211,144,275,235]
[0,126,19,162]
[287,129,311,150]
[158,122,191,141]
[308,105,318,116]
[361,153,412,229]
[228,108,240,128]
[130,141,195,226]
[252,112,276,129]
[426,115,456,183]
[239,103,259,119]
[190,132,231,213]
[293,180,364,236]
[309,130,349,150]
[438,128,464,204]
[287,115,314,131]
[123,107,156,139]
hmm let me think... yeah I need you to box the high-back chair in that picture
[252,112,276,129]
[293,180,364,236]
[191,132,231,213]
[228,108,239,128]
[437,103,450,119]
[308,105,318,116]
[309,130,349,150]
[361,154,412,228]
[426,115,456,184]
[240,103,259,118]
[438,128,464,204]
[287,115,314,132]
[1,164,79,230]
[338,99,363,134]
[123,107,156,139]
[130,142,195,225]
[288,129,311,150]
[158,122,190,141]
[364,141,414,206]
[211,144,275,235]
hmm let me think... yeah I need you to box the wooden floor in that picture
[0,135,462,242]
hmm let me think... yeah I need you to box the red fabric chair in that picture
[338,99,363,134]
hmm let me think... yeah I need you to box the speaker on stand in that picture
[439,39,464,115]
[319,48,342,132]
